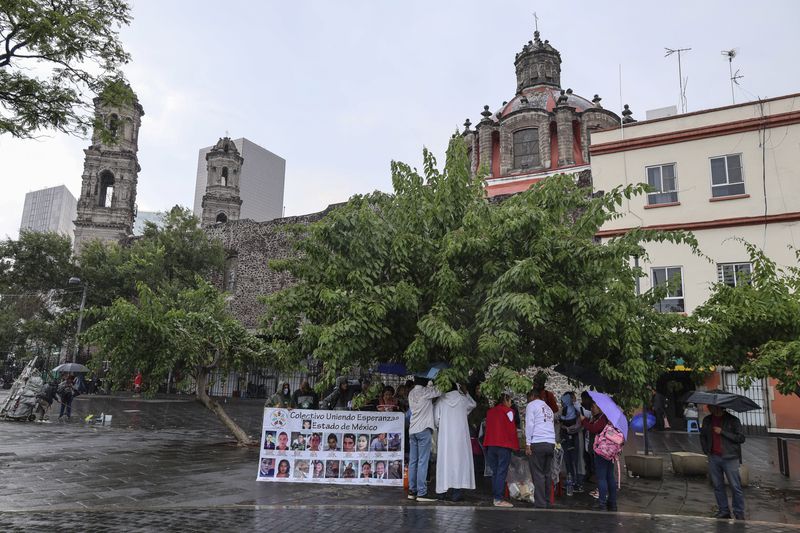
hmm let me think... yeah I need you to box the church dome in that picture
[494,86,594,121]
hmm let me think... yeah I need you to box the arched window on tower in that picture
[98,171,115,208]
[216,212,228,223]
[108,114,119,140]
[513,128,540,170]
[221,167,229,186]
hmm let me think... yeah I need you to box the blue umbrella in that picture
[416,362,449,380]
[588,390,629,440]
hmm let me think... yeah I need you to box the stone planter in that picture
[626,454,664,479]
[670,452,708,476]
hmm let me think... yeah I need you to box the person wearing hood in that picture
[322,377,361,410]
[434,383,476,502]
[292,380,319,409]
[268,382,293,408]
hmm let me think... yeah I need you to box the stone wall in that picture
[203,205,338,330]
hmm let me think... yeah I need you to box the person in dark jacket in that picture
[700,405,746,520]
[35,380,58,421]
[292,380,319,409]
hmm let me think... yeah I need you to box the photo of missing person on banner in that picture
[276,459,291,478]
[388,460,402,479]
[294,459,310,479]
[342,461,357,478]
[356,434,370,452]
[360,460,373,478]
[387,433,401,452]
[369,433,387,451]
[259,458,275,477]
[325,433,341,451]
[276,431,290,451]
[342,433,357,452]
[312,460,325,478]
[308,432,323,451]
[291,432,307,450]
[325,460,341,478]
[374,460,387,479]
[264,431,276,450]
[302,418,312,429]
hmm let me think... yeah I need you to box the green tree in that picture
[0,230,76,359]
[76,206,225,308]
[261,136,699,406]
[0,0,133,138]
[692,242,800,396]
[83,279,263,445]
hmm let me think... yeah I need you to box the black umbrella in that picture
[684,389,761,412]
[552,363,620,392]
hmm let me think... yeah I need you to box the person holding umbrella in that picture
[583,391,627,512]
[686,390,751,520]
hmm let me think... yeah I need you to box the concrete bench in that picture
[670,452,708,476]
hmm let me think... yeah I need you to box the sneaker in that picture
[415,496,437,502]
[589,489,599,499]
[714,512,732,519]
[734,514,745,521]
[407,493,416,500]
[608,504,618,512]
[592,501,608,511]
[493,500,513,507]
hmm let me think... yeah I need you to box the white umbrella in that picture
[53,363,89,373]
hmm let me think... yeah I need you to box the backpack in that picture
[593,424,624,461]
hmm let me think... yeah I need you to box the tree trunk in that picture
[195,368,254,446]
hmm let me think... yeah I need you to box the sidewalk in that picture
[1,390,799,530]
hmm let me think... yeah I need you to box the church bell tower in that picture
[201,137,243,225]
[73,87,144,253]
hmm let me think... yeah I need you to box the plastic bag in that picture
[506,455,535,503]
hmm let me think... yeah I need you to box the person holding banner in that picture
[407,376,441,502]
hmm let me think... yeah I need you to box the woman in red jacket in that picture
[483,393,518,507]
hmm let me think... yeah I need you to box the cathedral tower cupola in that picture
[201,136,243,225]
[514,30,562,92]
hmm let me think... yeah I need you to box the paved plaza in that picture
[1,390,800,532]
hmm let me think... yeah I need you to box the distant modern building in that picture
[19,185,78,240]
[132,210,163,235]
[192,137,285,224]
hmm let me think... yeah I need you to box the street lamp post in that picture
[69,277,88,364]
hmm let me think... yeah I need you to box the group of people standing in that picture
[483,378,622,511]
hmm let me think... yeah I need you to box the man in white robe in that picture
[434,384,476,501]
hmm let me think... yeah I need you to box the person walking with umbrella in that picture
[686,390,752,520]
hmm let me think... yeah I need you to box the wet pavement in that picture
[1,390,800,531]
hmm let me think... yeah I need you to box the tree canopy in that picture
[692,241,800,396]
[0,230,76,358]
[261,136,699,406]
[0,0,133,138]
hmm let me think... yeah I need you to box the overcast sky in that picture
[2,0,799,240]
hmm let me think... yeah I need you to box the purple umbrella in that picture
[588,391,629,440]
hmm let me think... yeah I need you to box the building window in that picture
[513,128,540,169]
[646,163,678,205]
[221,167,229,186]
[710,154,745,197]
[717,262,752,287]
[651,266,684,312]
[216,212,228,223]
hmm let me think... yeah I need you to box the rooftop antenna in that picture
[664,47,691,113]
[721,49,742,104]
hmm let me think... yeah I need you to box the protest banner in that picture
[257,408,404,485]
